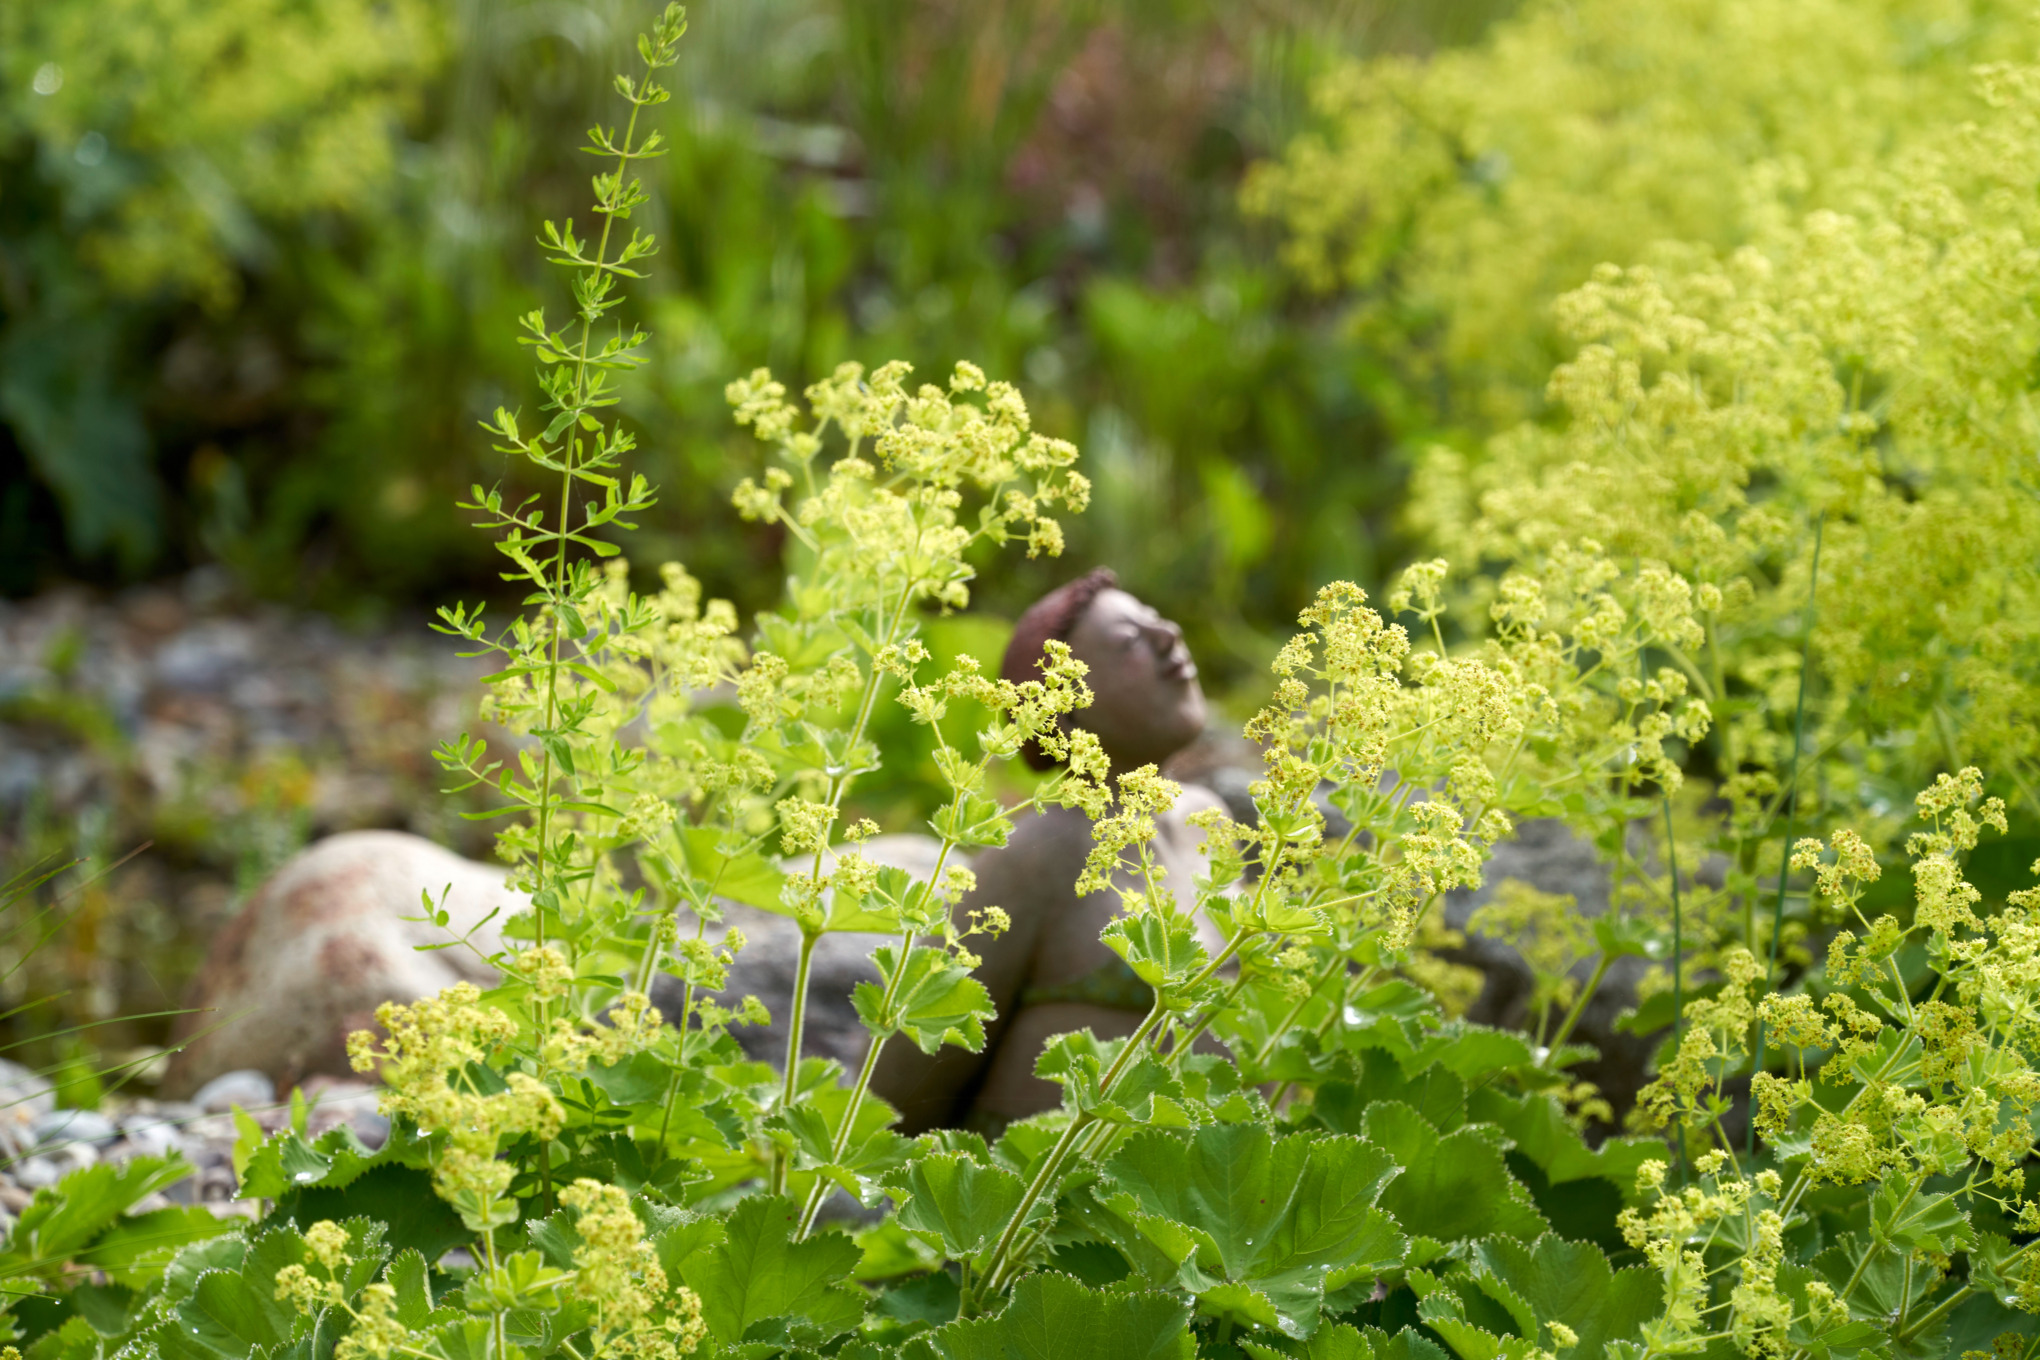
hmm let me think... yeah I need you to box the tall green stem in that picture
[976,1003,1168,1302]
[1749,513,1823,1155]
[795,923,920,1237]
[975,922,1253,1304]
[770,575,919,1187]
[769,930,820,1194]
[528,89,648,958]
[1543,953,1613,1059]
[1662,793,1686,1184]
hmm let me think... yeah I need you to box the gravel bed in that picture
[1,569,495,1055]
[0,1057,388,1233]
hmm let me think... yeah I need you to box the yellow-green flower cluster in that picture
[334,1283,409,1360]
[347,981,563,1220]
[1622,1158,1792,1355]
[1419,104,2035,813]
[274,1222,355,1319]
[729,359,1088,606]
[1626,769,2040,1343]
[1238,554,1713,1000]
[1077,766,1183,906]
[1256,10,2040,1004]
[1250,0,2032,432]
[557,1180,706,1359]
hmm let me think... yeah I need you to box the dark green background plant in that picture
[0,0,1509,685]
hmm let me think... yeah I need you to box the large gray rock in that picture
[1442,817,1659,1124]
[165,831,946,1093]
[164,831,511,1096]
[652,834,957,1072]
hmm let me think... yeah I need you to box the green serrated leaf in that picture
[274,1165,467,1263]
[1364,1103,1547,1243]
[1872,1180,1975,1254]
[876,1269,961,1326]
[587,1050,672,1106]
[387,1248,436,1328]
[890,1152,1034,1259]
[1415,1282,1542,1360]
[1468,1235,1663,1359]
[1035,1031,1187,1124]
[926,791,1013,849]
[858,946,994,1053]
[1465,1088,1660,1195]
[681,1194,864,1346]
[0,1156,192,1281]
[158,1234,248,1312]
[905,1272,1194,1360]
[1081,1124,1406,1339]
[1242,1323,1451,1360]
[184,1268,282,1355]
[79,1206,240,1288]
[1813,1233,1930,1324]
[1101,914,1210,992]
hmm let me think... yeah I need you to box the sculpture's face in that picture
[1065,587,1206,769]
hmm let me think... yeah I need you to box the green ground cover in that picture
[5,0,2040,1354]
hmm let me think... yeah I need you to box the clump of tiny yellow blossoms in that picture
[1621,1157,1792,1354]
[1626,770,2040,1345]
[1078,766,1184,906]
[729,359,1090,603]
[275,1225,414,1360]
[274,1220,356,1315]
[348,980,562,1228]
[501,945,668,1074]
[334,1283,410,1360]
[1250,0,2030,429]
[559,1180,705,1359]
[1261,4,2040,1013]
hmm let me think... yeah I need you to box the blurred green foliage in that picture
[0,0,446,575]
[0,0,1514,689]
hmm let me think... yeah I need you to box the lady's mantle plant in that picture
[4,9,2040,1360]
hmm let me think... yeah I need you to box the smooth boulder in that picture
[164,831,511,1096]
[164,831,946,1094]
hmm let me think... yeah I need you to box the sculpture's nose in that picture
[1142,616,1194,676]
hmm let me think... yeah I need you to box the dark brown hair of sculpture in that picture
[1001,567,1118,770]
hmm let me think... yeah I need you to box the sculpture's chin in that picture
[1164,686,1208,756]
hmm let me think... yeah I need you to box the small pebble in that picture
[191,1069,276,1114]
[0,1058,55,1159]
[14,1156,60,1189]
[0,1058,55,1116]
[0,1076,393,1221]
[116,1115,188,1159]
[32,1108,117,1149]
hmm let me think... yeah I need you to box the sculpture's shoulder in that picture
[1157,781,1227,848]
